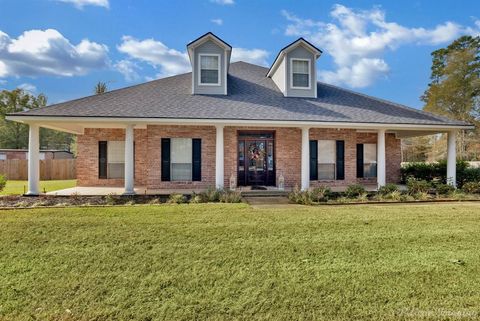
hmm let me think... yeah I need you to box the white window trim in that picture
[290,58,311,90]
[198,53,221,86]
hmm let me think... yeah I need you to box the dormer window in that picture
[291,59,311,89]
[199,54,221,86]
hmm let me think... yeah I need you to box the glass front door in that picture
[238,132,275,186]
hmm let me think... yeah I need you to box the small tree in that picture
[94,82,108,94]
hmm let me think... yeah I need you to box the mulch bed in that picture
[0,195,169,208]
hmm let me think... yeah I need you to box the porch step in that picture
[240,190,288,197]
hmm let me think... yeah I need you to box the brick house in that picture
[7,33,473,195]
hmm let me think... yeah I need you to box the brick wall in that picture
[77,128,147,186]
[76,126,402,189]
[309,128,357,187]
[146,125,216,189]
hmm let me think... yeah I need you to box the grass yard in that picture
[0,180,76,195]
[1,203,480,320]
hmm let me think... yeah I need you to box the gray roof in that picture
[11,61,469,127]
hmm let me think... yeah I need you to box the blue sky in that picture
[0,0,479,109]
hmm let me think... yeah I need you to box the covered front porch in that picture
[9,117,461,196]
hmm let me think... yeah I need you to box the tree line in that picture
[0,82,108,153]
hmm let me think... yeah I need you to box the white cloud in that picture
[282,5,479,88]
[0,29,109,78]
[116,36,269,79]
[56,0,109,9]
[18,83,37,93]
[231,48,269,66]
[117,36,190,78]
[211,18,224,26]
[211,0,234,5]
[114,59,140,82]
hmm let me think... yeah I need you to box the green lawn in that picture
[0,179,76,195]
[1,203,480,320]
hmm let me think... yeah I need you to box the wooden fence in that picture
[0,159,76,180]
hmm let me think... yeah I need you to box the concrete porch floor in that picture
[46,184,404,196]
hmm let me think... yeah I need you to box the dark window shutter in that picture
[309,140,318,180]
[161,138,171,181]
[356,144,364,178]
[336,140,345,180]
[98,141,107,179]
[192,139,201,181]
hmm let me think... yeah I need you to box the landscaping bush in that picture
[406,178,431,195]
[219,190,242,203]
[462,181,480,194]
[344,184,366,198]
[435,183,455,196]
[105,193,119,205]
[204,187,221,202]
[378,183,399,195]
[310,186,332,202]
[0,175,6,193]
[401,160,477,187]
[167,193,187,204]
[288,186,314,205]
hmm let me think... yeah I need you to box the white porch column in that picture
[377,129,386,188]
[301,127,310,191]
[215,125,224,189]
[26,123,40,195]
[124,124,135,194]
[447,130,457,187]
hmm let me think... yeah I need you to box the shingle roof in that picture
[10,61,470,127]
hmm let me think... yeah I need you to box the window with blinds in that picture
[318,140,336,180]
[363,143,377,178]
[171,138,193,181]
[291,59,310,88]
[107,141,125,179]
[199,54,220,85]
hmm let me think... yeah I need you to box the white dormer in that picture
[267,38,322,98]
[187,32,232,95]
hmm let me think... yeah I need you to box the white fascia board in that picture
[6,115,474,132]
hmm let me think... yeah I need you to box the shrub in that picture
[189,192,206,204]
[356,193,369,202]
[204,187,221,202]
[105,193,119,205]
[219,190,242,203]
[378,183,399,195]
[344,184,366,198]
[310,186,332,202]
[0,175,6,192]
[413,192,429,201]
[167,193,187,204]
[384,190,402,201]
[400,160,476,188]
[462,181,480,194]
[407,178,431,195]
[288,186,313,205]
[435,183,455,196]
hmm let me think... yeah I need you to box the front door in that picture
[237,132,275,186]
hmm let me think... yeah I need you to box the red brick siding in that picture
[309,128,357,187]
[76,126,402,188]
[146,125,216,189]
[77,128,147,186]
